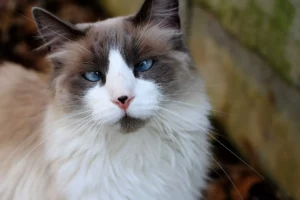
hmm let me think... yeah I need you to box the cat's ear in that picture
[32,7,85,51]
[133,0,180,29]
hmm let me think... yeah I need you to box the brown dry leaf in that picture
[231,174,263,200]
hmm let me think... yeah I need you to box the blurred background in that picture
[0,0,299,199]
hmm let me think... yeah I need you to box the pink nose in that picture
[113,96,133,110]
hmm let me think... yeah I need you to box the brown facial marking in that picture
[120,116,145,133]
[47,17,192,127]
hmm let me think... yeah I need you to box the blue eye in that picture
[134,59,154,72]
[82,71,101,82]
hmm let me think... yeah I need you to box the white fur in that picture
[44,49,211,200]
[106,49,135,101]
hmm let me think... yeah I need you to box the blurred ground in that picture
[206,119,285,200]
[0,0,287,199]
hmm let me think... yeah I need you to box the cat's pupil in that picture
[82,71,101,82]
[135,59,153,72]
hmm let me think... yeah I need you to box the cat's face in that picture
[33,0,194,132]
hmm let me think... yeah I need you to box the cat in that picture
[0,0,212,199]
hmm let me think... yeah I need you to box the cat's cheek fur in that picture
[84,85,125,125]
[126,79,161,120]
[84,77,162,125]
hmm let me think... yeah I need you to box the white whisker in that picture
[157,111,243,200]
[14,115,93,169]
[162,99,234,116]
[2,109,92,168]
[34,116,93,186]
[158,106,264,180]
[48,117,96,198]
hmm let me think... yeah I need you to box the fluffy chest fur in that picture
[44,94,211,200]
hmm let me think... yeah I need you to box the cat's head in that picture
[32,0,197,133]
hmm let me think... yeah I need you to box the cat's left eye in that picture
[134,59,154,72]
[82,72,101,82]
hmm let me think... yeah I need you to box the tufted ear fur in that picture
[32,7,85,52]
[132,0,180,30]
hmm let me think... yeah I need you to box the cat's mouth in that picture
[119,115,145,133]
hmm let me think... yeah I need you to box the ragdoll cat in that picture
[0,0,211,199]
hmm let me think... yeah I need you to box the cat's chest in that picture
[45,125,209,200]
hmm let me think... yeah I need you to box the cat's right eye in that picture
[82,72,101,82]
[134,59,154,72]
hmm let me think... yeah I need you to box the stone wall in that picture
[189,6,300,199]
[98,0,300,199]
[196,0,300,89]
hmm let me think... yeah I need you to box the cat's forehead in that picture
[86,17,132,41]
[73,17,178,68]
[92,17,126,29]
[82,16,176,51]
[59,15,186,76]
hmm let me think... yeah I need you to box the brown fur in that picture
[0,62,63,199]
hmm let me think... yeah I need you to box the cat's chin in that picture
[119,115,146,133]
[96,109,149,132]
